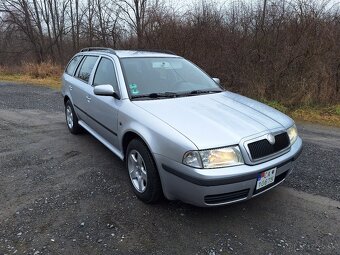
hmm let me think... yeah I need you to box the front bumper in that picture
[155,137,303,207]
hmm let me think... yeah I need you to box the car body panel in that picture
[117,100,198,162]
[219,91,294,128]
[63,74,89,121]
[114,50,181,59]
[132,92,293,149]
[84,91,120,148]
[154,137,302,206]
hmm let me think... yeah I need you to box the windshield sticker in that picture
[129,83,139,95]
[152,61,182,69]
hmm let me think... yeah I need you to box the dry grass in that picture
[263,100,340,128]
[22,61,62,79]
[0,61,62,89]
[290,106,340,128]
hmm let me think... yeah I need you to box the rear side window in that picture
[76,56,98,83]
[93,58,119,92]
[66,55,82,75]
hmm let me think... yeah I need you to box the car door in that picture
[71,55,99,123]
[85,56,121,148]
[63,54,83,90]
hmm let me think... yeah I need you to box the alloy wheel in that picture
[66,105,74,129]
[128,150,148,193]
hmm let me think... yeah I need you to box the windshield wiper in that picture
[185,89,223,96]
[131,92,179,99]
[131,90,222,100]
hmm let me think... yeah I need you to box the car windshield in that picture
[120,57,222,99]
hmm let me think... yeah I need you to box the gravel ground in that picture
[0,83,63,112]
[285,124,340,201]
[0,83,339,255]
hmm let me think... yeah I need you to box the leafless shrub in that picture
[0,0,339,105]
[21,61,62,79]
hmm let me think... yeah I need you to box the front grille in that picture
[204,189,249,204]
[247,132,290,161]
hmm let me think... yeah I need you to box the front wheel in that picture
[126,139,163,203]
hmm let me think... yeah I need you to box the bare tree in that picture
[117,0,150,48]
[0,0,45,61]
[0,0,338,104]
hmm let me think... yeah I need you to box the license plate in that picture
[256,168,276,190]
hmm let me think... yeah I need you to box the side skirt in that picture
[78,120,124,160]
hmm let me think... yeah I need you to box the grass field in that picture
[263,100,340,128]
[1,69,339,128]
[0,73,61,89]
[0,62,62,89]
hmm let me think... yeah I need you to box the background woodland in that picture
[0,0,339,105]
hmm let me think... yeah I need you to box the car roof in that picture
[78,48,180,59]
[115,50,179,58]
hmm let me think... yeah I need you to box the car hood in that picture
[132,91,294,149]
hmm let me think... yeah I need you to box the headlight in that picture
[182,151,202,168]
[287,124,298,144]
[183,146,244,169]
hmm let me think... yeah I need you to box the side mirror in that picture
[212,78,220,85]
[94,84,119,99]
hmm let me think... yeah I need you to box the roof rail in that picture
[80,47,116,54]
[133,49,176,55]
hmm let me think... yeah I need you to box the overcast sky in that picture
[75,0,339,17]
[166,0,340,11]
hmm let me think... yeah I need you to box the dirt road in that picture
[0,83,339,255]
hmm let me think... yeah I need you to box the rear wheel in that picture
[65,100,82,134]
[126,139,163,203]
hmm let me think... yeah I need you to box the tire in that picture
[126,139,163,203]
[65,100,82,134]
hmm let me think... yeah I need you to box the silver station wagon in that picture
[62,48,303,207]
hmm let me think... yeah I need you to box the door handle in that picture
[86,95,91,102]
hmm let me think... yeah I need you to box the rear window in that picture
[76,56,98,83]
[66,55,82,76]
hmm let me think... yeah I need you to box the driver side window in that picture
[93,57,119,93]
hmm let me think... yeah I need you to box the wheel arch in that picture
[122,129,166,201]
[122,131,154,160]
[64,95,70,105]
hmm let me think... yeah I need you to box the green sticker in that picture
[129,83,139,95]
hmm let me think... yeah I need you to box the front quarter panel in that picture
[118,100,197,163]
